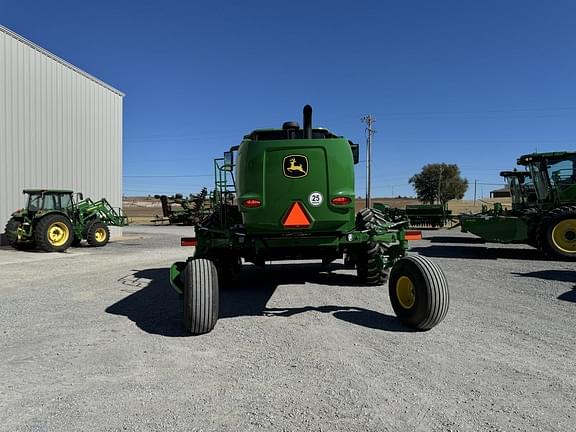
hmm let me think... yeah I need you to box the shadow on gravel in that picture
[511,270,576,303]
[263,305,409,332]
[428,236,486,244]
[411,245,541,260]
[511,270,576,283]
[106,268,187,337]
[558,288,576,303]
[106,263,410,336]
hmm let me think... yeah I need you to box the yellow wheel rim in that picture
[95,227,107,243]
[48,222,70,247]
[396,276,416,309]
[552,219,576,254]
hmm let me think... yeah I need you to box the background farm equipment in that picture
[460,151,576,260]
[170,106,449,335]
[405,204,453,228]
[154,188,209,225]
[4,189,128,252]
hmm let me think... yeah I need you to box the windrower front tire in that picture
[183,258,219,335]
[389,255,449,330]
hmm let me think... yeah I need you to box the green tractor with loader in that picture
[170,106,449,335]
[4,189,128,252]
[460,151,576,260]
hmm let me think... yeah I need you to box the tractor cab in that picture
[499,170,534,210]
[23,189,77,216]
[518,152,576,209]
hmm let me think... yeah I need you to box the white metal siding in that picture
[0,27,123,243]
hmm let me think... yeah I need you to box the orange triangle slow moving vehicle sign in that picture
[282,202,311,228]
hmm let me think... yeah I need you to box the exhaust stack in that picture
[303,105,312,139]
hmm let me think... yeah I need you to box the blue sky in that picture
[2,0,575,199]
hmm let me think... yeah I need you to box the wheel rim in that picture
[95,227,107,243]
[551,219,576,254]
[48,222,70,246]
[396,275,416,309]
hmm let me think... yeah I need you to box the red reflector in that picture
[242,199,262,208]
[331,196,351,205]
[181,237,198,246]
[282,202,311,228]
[405,230,422,241]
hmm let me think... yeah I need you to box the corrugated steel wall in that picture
[0,27,124,244]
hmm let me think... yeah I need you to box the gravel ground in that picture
[0,225,574,432]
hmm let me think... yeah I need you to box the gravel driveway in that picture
[1,226,574,431]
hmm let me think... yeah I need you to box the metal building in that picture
[0,25,124,244]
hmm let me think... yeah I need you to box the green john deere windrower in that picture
[170,106,449,335]
[460,151,576,260]
[4,189,128,252]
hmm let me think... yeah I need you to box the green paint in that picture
[237,136,355,234]
[460,215,528,243]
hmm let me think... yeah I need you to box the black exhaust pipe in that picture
[303,105,312,139]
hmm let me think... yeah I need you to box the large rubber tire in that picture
[86,221,110,247]
[519,207,539,248]
[4,218,35,250]
[183,258,219,335]
[34,214,73,252]
[357,241,387,285]
[356,208,387,285]
[388,255,449,330]
[536,206,576,260]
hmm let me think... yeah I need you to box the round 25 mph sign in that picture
[309,192,323,207]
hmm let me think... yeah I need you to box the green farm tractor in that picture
[460,151,576,260]
[170,106,449,335]
[4,189,128,252]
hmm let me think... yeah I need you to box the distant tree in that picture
[409,163,468,205]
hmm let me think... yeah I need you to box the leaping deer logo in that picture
[283,155,308,178]
[287,158,306,174]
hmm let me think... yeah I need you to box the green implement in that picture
[405,204,453,228]
[460,151,576,259]
[155,188,210,225]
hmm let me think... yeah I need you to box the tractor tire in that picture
[536,206,576,260]
[183,258,219,335]
[388,254,449,330]
[35,214,73,252]
[356,241,387,285]
[4,218,35,250]
[519,208,539,248]
[86,221,110,247]
[356,208,387,285]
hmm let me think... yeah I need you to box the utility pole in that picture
[437,166,444,205]
[474,179,477,206]
[361,114,376,208]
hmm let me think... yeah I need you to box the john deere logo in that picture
[283,155,308,178]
